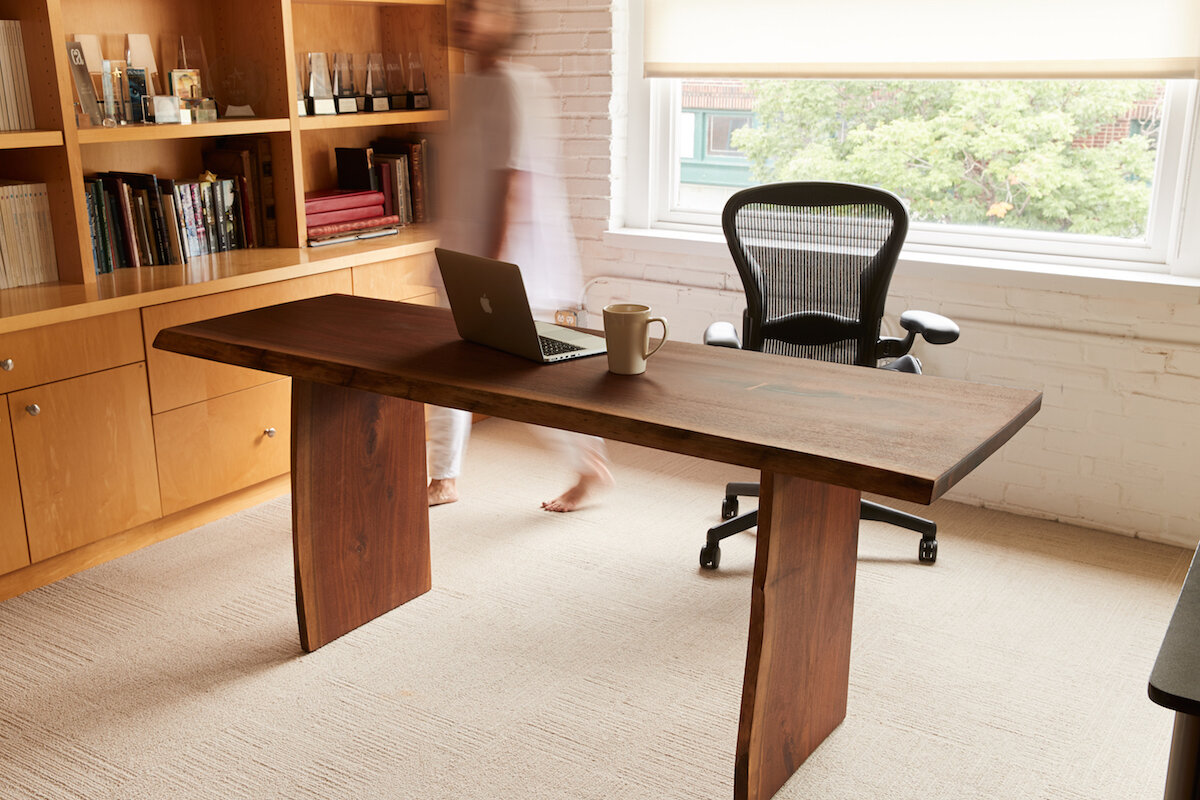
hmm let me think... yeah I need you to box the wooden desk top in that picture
[154,294,1040,505]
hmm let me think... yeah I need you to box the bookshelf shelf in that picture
[298,109,448,131]
[76,118,293,145]
[0,131,64,150]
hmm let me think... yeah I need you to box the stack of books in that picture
[0,180,58,289]
[0,20,35,132]
[304,189,399,247]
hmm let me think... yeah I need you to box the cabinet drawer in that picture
[0,402,29,576]
[11,362,161,562]
[0,310,144,394]
[154,379,291,515]
[142,270,352,413]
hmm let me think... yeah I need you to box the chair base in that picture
[700,483,938,569]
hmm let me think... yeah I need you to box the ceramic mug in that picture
[602,303,669,375]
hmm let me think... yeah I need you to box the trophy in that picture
[295,53,307,116]
[385,52,407,110]
[306,52,336,115]
[364,53,389,112]
[406,51,429,109]
[331,52,360,114]
[100,59,128,125]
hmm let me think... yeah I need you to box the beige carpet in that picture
[0,418,1191,800]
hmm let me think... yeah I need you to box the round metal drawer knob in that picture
[264,427,277,438]
[1,358,13,371]
[25,404,40,417]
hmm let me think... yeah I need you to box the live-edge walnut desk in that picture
[154,294,1041,800]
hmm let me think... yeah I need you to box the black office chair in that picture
[700,181,960,570]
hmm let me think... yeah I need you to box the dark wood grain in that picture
[735,474,861,800]
[291,379,431,651]
[154,294,1041,505]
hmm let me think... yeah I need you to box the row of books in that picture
[0,20,35,132]
[0,181,57,290]
[83,137,276,273]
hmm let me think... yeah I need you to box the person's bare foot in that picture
[428,478,459,506]
[541,462,614,512]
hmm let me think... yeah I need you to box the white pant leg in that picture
[427,406,472,480]
[530,425,608,477]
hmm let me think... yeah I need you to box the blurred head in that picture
[452,0,520,59]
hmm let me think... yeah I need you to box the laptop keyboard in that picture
[539,335,585,356]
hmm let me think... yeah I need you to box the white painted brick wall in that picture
[510,0,1200,549]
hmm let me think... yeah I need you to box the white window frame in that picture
[620,0,1200,279]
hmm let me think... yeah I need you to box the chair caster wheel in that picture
[721,497,738,520]
[700,543,721,570]
[919,539,937,563]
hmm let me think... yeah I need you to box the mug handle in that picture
[644,317,669,359]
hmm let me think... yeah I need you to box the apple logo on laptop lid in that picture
[480,294,493,314]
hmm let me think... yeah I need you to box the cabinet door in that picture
[153,379,291,515]
[0,402,29,575]
[10,363,161,562]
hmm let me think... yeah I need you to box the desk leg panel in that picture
[735,473,860,800]
[291,379,432,652]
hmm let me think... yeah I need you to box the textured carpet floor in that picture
[0,417,1190,799]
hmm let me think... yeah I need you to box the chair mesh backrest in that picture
[723,182,908,367]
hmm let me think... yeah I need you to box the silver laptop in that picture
[435,248,607,363]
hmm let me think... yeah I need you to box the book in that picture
[0,21,35,131]
[307,214,400,239]
[376,161,394,217]
[373,137,428,223]
[304,189,386,214]
[100,171,172,265]
[372,154,411,224]
[308,227,399,247]
[204,147,259,247]
[335,147,378,192]
[305,204,385,228]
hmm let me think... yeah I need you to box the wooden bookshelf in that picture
[76,117,292,144]
[0,131,64,149]
[0,0,452,598]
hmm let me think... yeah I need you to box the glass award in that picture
[331,52,359,114]
[365,53,388,112]
[306,52,336,115]
[100,59,128,125]
[295,53,307,116]
[406,52,429,109]
[385,52,407,110]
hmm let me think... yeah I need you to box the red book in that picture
[307,214,401,238]
[305,204,385,227]
[303,189,386,214]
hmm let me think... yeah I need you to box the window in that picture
[643,77,1197,271]
[628,0,1200,276]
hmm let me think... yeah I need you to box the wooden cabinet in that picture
[141,270,352,413]
[9,362,161,562]
[0,0,452,596]
[0,402,29,575]
[154,379,291,515]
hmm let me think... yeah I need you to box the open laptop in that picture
[435,248,607,363]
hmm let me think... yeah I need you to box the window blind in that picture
[643,0,1200,79]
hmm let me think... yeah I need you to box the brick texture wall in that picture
[508,0,1200,550]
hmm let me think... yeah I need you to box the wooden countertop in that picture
[154,294,1042,504]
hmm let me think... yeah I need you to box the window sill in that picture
[603,227,1200,304]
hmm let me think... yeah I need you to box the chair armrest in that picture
[900,310,960,345]
[704,321,742,349]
